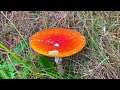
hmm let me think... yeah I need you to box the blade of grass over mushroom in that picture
[0,43,41,78]
[0,11,29,51]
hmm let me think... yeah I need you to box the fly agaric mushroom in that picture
[29,28,86,74]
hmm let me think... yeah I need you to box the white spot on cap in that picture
[50,41,54,44]
[38,40,40,41]
[74,48,77,50]
[30,40,34,43]
[48,50,59,55]
[54,43,59,47]
[81,36,84,38]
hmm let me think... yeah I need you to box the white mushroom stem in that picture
[54,57,64,74]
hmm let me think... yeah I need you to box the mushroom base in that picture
[54,57,64,74]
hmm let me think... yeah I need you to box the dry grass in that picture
[0,11,120,79]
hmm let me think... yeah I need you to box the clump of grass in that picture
[0,11,119,79]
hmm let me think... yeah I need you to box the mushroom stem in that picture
[54,57,64,74]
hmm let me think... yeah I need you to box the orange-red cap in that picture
[29,28,86,57]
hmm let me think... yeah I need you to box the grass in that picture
[0,11,120,79]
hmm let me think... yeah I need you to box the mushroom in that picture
[29,28,86,74]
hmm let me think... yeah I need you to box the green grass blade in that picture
[0,70,9,79]
[7,54,23,78]
[0,11,29,50]
[0,43,41,78]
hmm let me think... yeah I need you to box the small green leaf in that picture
[36,55,59,76]
[37,55,54,68]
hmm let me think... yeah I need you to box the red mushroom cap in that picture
[29,28,86,57]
